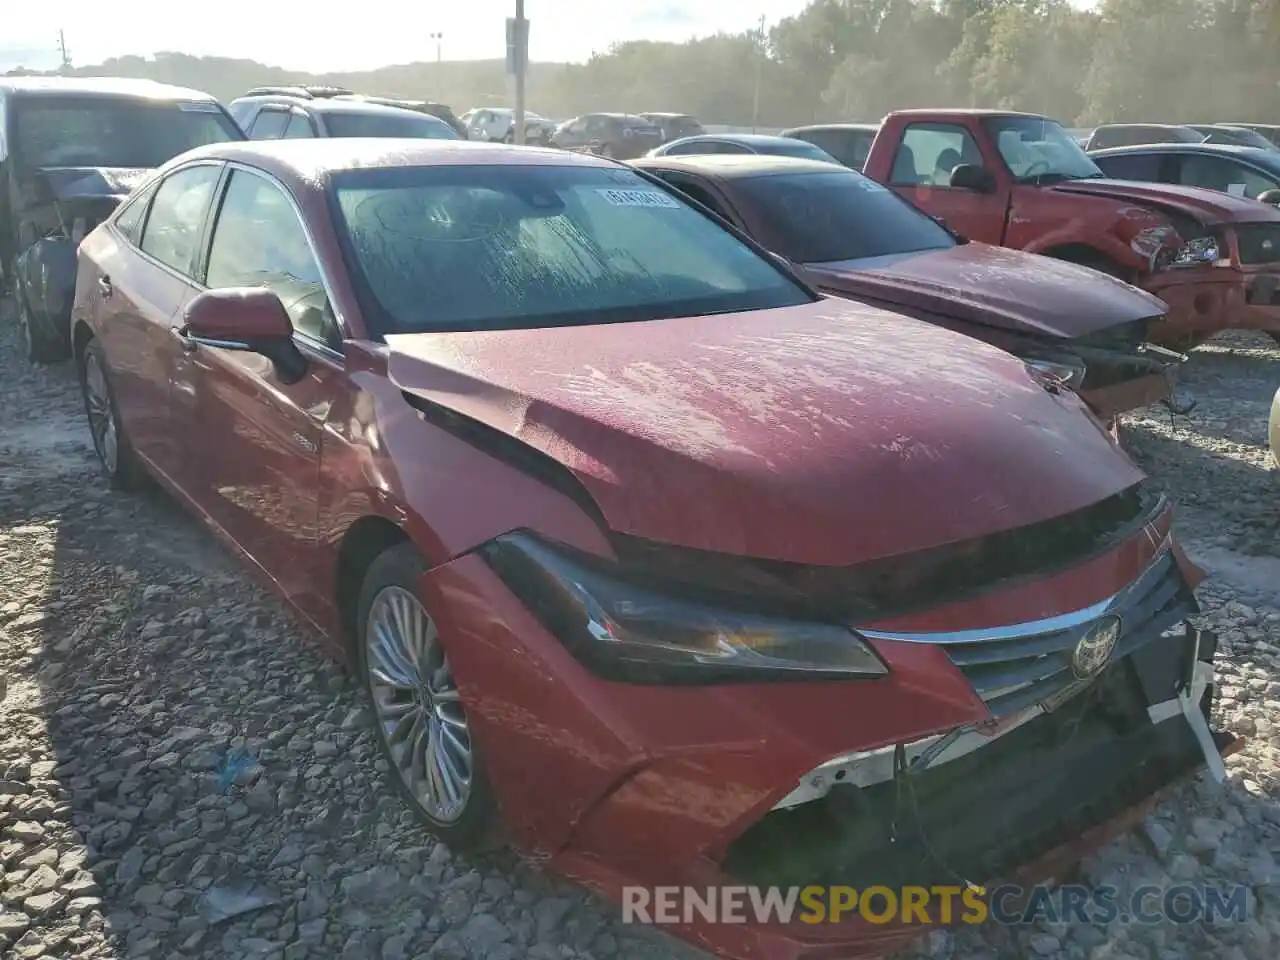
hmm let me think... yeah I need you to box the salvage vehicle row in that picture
[64,137,1239,960]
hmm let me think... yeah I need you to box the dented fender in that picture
[14,235,78,349]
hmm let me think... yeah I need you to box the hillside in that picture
[43,52,576,116]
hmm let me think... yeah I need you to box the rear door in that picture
[83,162,222,485]
[183,164,344,622]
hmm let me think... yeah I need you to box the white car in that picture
[459,107,556,144]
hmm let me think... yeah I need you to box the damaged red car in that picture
[633,153,1193,423]
[70,140,1238,960]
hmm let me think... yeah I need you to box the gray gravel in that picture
[0,310,1277,960]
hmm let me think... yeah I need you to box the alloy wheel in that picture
[364,585,473,823]
[83,350,119,475]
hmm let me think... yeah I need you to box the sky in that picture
[2,0,1100,74]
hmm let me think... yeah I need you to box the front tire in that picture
[357,543,497,852]
[78,338,146,490]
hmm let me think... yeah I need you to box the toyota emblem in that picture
[1072,616,1121,680]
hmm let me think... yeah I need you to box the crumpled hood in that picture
[1050,178,1280,226]
[386,298,1145,566]
[36,166,153,203]
[801,242,1166,339]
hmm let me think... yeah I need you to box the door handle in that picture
[97,275,113,299]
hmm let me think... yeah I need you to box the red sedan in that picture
[70,139,1237,960]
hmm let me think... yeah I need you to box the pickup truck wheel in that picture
[1058,253,1130,283]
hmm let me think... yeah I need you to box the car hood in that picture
[35,166,153,202]
[1050,177,1280,225]
[801,242,1166,339]
[386,299,1145,566]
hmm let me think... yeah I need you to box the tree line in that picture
[11,0,1280,128]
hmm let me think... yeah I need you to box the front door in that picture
[889,121,1009,245]
[184,166,344,624]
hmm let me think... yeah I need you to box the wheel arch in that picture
[335,514,411,664]
[72,318,95,361]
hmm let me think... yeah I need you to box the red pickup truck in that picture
[862,110,1280,346]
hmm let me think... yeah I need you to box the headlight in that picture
[481,533,889,684]
[1023,356,1086,391]
[1169,236,1221,266]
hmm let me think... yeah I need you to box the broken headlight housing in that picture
[482,532,889,684]
[1023,356,1087,391]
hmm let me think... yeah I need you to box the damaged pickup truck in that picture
[634,154,1194,424]
[0,77,244,362]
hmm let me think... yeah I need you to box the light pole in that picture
[430,32,443,100]
[514,0,527,145]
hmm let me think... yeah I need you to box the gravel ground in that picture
[0,310,1277,960]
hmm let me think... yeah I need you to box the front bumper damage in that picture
[423,518,1237,960]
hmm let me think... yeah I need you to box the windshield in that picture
[324,111,458,139]
[13,96,241,169]
[982,116,1104,184]
[736,170,955,263]
[332,164,808,336]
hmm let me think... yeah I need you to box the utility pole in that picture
[751,15,765,133]
[430,32,443,100]
[57,29,71,71]
[513,0,528,145]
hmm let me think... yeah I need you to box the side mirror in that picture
[1257,189,1280,206]
[181,287,308,384]
[948,164,997,193]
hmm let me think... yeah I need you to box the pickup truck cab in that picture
[862,109,1280,346]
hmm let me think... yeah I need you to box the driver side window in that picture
[896,124,981,186]
[204,169,338,347]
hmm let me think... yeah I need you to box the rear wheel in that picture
[357,543,498,852]
[78,337,146,489]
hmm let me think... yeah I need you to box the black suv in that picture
[0,76,243,362]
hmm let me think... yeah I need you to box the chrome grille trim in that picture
[859,548,1195,716]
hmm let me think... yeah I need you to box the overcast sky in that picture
[3,0,1100,74]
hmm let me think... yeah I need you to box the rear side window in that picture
[1092,153,1164,182]
[139,165,221,276]
[249,109,290,139]
[113,183,156,246]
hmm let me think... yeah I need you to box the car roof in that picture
[1091,142,1280,168]
[783,123,879,134]
[0,75,219,102]
[172,138,619,186]
[670,133,815,147]
[883,108,1041,119]
[642,112,694,119]
[635,153,842,179]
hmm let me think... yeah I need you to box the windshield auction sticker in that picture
[597,188,681,208]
